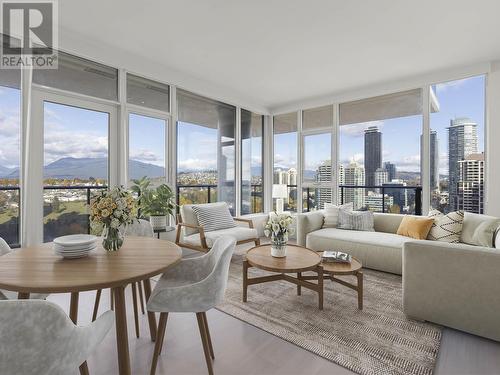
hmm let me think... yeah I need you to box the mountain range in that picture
[0,157,165,180]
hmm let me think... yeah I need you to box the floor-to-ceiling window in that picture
[241,109,264,214]
[176,90,236,213]
[302,105,333,211]
[430,75,486,214]
[42,102,110,242]
[339,90,424,214]
[273,112,298,212]
[0,69,21,246]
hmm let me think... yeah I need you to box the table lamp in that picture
[272,184,288,214]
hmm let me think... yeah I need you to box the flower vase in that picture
[271,235,287,258]
[102,226,125,252]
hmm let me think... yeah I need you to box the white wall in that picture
[486,61,500,216]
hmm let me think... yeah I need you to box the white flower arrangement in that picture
[264,212,294,242]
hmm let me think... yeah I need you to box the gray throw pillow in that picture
[338,209,374,231]
[192,203,236,232]
[461,212,500,248]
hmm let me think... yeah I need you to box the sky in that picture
[274,75,486,176]
[0,75,486,179]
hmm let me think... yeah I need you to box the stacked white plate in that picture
[53,234,98,259]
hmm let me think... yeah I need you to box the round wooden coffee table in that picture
[243,244,324,309]
[320,253,363,310]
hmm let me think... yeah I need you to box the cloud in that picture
[340,121,384,138]
[340,153,364,165]
[178,158,216,171]
[130,149,163,165]
[44,131,108,163]
[273,153,296,169]
[435,78,469,94]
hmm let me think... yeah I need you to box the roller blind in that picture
[126,73,170,112]
[273,112,297,134]
[303,105,333,130]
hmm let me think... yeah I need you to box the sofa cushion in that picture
[338,210,374,231]
[373,213,406,234]
[428,210,464,243]
[306,228,412,274]
[461,212,500,248]
[184,227,258,248]
[323,202,353,228]
[397,216,434,240]
[192,202,236,232]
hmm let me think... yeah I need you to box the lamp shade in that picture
[272,184,288,199]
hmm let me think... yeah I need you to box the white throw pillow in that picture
[337,209,374,231]
[427,210,464,243]
[323,202,354,228]
[461,212,500,248]
[192,203,236,232]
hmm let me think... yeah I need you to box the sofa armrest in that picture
[403,240,500,341]
[296,211,324,247]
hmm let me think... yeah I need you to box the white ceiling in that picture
[59,0,500,112]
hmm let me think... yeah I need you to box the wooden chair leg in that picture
[138,280,145,315]
[92,289,102,322]
[110,289,114,310]
[201,312,214,359]
[196,312,214,375]
[131,283,140,338]
[255,238,261,246]
[150,312,168,375]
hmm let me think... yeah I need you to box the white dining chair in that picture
[147,236,236,375]
[92,219,153,339]
[0,237,48,300]
[0,299,114,375]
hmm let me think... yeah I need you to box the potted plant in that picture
[140,183,176,230]
[130,176,151,219]
[264,212,294,257]
[90,186,136,251]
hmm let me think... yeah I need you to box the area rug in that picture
[217,254,442,375]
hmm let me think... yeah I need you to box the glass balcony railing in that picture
[0,186,20,247]
[43,185,107,242]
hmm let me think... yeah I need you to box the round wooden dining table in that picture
[0,236,182,375]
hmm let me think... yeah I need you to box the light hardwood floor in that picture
[47,284,500,375]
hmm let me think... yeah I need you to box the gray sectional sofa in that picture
[296,210,500,341]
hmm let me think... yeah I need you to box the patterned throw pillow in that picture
[338,209,374,231]
[427,210,464,243]
[323,202,354,228]
[192,203,236,232]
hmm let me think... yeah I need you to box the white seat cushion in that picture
[184,226,258,247]
[306,228,413,274]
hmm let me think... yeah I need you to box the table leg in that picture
[317,266,324,310]
[357,271,363,310]
[113,286,131,375]
[143,279,157,342]
[69,292,90,375]
[242,260,249,302]
[297,272,302,295]
[17,292,29,299]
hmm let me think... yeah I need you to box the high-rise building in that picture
[374,167,388,186]
[337,164,345,205]
[457,153,484,214]
[383,180,408,213]
[343,161,365,210]
[364,126,382,189]
[448,117,478,210]
[316,161,332,209]
[383,162,396,182]
[420,130,439,191]
[365,191,394,212]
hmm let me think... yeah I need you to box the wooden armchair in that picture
[175,203,260,252]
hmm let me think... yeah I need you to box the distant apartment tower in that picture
[274,167,297,186]
[364,126,382,188]
[337,164,345,205]
[383,180,408,213]
[374,167,388,187]
[343,161,365,210]
[365,191,394,212]
[448,118,478,210]
[316,161,332,209]
[457,153,484,214]
[383,161,396,182]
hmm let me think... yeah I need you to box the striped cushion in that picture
[338,209,374,231]
[427,210,464,243]
[192,203,236,232]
